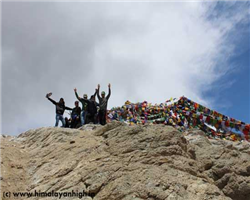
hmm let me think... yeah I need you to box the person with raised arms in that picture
[86,93,99,124]
[46,93,73,127]
[74,88,97,125]
[97,83,111,125]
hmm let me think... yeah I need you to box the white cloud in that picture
[2,2,249,135]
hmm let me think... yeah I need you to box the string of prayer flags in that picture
[107,96,250,142]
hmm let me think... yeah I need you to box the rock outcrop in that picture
[1,122,250,200]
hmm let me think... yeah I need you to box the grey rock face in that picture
[1,121,250,200]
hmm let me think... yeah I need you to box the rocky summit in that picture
[1,121,250,200]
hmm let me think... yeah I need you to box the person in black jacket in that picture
[86,94,99,124]
[71,101,81,128]
[46,93,72,127]
[74,88,98,124]
[74,90,89,125]
[97,84,111,125]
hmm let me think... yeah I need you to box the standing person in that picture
[74,89,97,125]
[74,89,88,125]
[71,101,82,128]
[97,83,111,125]
[46,93,73,127]
[87,93,99,124]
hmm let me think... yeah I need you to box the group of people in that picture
[46,84,111,128]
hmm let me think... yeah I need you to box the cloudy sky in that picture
[2,1,250,135]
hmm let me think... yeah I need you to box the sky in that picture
[1,1,250,135]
